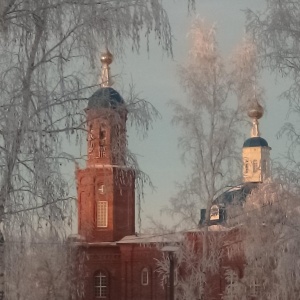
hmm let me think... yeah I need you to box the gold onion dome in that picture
[247,100,264,120]
[100,50,113,65]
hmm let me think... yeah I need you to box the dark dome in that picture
[87,87,124,109]
[199,183,258,226]
[213,183,258,206]
[243,137,269,148]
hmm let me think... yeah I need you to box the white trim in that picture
[141,268,149,286]
[95,271,108,298]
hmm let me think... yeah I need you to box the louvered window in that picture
[97,201,108,227]
[253,160,258,172]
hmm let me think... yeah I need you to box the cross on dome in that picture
[100,49,113,87]
[247,99,264,138]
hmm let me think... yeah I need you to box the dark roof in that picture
[213,183,258,206]
[87,87,124,109]
[199,183,259,226]
[243,137,269,148]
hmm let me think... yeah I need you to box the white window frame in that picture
[141,268,149,286]
[95,271,108,298]
[97,201,108,228]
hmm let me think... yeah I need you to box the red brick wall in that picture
[78,245,122,300]
[74,231,244,300]
[76,167,135,243]
[76,243,166,300]
[120,244,166,300]
[185,229,244,299]
[85,108,127,167]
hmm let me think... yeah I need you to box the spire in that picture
[247,99,264,138]
[243,98,271,183]
[100,49,113,87]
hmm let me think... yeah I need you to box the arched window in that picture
[253,160,258,172]
[244,160,249,174]
[88,124,95,154]
[251,279,261,297]
[94,271,108,298]
[210,205,220,221]
[141,268,149,286]
[99,124,106,145]
[262,159,267,173]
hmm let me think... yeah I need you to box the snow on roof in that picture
[117,233,183,244]
[161,245,180,252]
[227,185,243,192]
[85,242,118,246]
[188,224,232,232]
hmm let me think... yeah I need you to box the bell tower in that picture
[242,100,271,183]
[76,51,135,242]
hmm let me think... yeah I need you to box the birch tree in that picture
[165,20,246,229]
[5,232,79,300]
[0,0,172,298]
[158,20,264,300]
[157,231,227,300]
[246,0,300,100]
[224,181,300,300]
[245,0,300,176]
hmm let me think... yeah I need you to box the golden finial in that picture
[100,49,113,87]
[248,99,264,138]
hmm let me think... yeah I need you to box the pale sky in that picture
[111,0,291,230]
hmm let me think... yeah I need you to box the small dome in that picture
[87,87,124,109]
[243,137,269,148]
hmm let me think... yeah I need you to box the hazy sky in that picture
[84,1,291,231]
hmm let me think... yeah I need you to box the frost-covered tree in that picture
[157,20,266,300]
[0,0,172,298]
[164,20,252,229]
[224,181,300,300]
[157,232,226,300]
[5,232,79,300]
[246,0,300,174]
[246,0,300,100]
[231,36,265,112]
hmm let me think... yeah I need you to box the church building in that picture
[72,51,168,300]
[72,50,272,300]
[202,98,272,225]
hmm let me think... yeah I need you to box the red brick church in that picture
[72,51,168,300]
[71,51,271,300]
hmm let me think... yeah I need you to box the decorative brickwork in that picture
[74,88,168,300]
[76,103,135,243]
